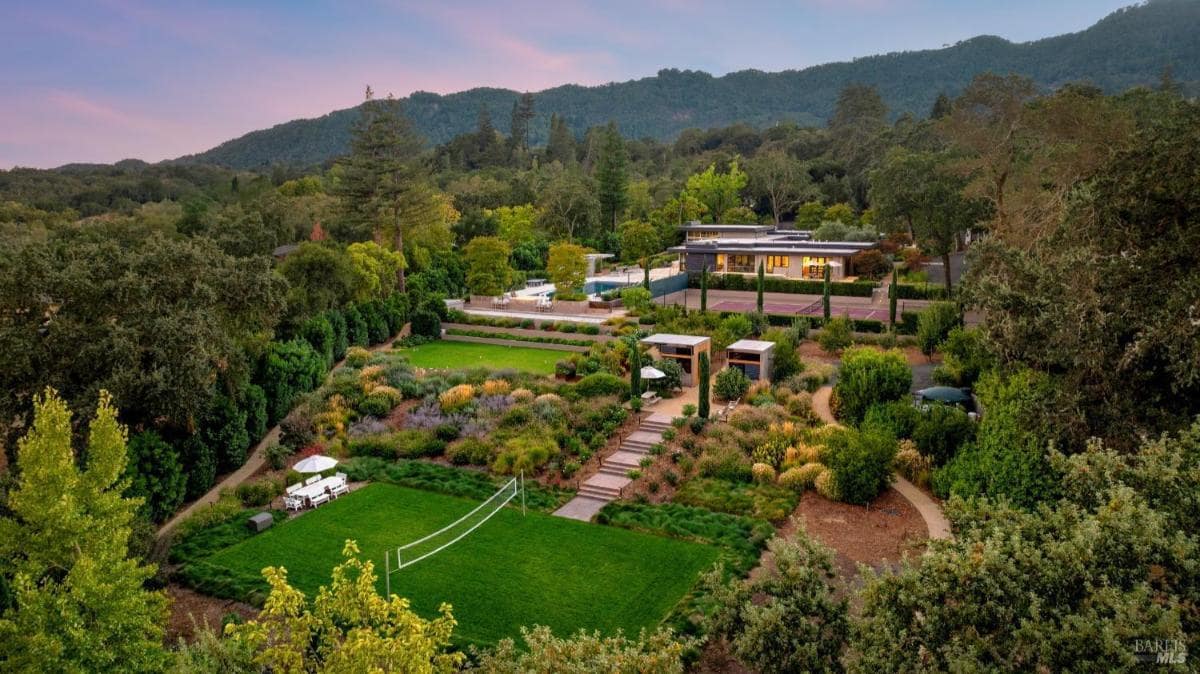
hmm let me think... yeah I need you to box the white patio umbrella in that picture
[293,454,339,474]
[640,366,666,380]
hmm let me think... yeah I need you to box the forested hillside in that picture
[178,0,1200,169]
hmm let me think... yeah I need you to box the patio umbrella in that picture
[640,366,666,380]
[916,386,971,405]
[293,454,339,474]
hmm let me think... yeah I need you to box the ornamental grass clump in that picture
[439,384,475,412]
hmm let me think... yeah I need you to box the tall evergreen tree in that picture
[698,351,711,419]
[889,265,898,330]
[545,114,576,165]
[334,86,429,291]
[930,92,953,119]
[700,266,709,313]
[629,339,642,399]
[508,92,535,162]
[823,263,832,320]
[756,261,765,313]
[595,122,629,232]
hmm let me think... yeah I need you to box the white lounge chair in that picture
[305,475,321,486]
[309,492,330,507]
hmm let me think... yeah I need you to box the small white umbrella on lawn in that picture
[640,366,666,380]
[293,454,339,474]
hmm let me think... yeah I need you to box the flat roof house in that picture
[726,339,775,383]
[670,223,876,281]
[640,334,711,387]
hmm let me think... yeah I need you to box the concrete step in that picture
[627,430,664,445]
[639,423,671,433]
[605,450,647,469]
[618,442,651,453]
[578,484,621,499]
[598,465,635,478]
[622,438,658,449]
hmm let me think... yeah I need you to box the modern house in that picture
[640,334,711,387]
[726,339,775,383]
[670,223,877,281]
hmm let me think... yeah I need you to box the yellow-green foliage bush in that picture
[510,388,535,403]
[814,468,839,500]
[345,346,372,368]
[481,379,511,396]
[894,439,932,487]
[751,462,777,484]
[752,441,788,470]
[439,384,475,412]
[492,434,558,474]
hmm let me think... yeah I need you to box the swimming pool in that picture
[583,281,630,295]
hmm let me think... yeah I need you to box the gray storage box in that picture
[247,512,273,533]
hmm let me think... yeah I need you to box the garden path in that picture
[554,413,674,521]
[157,339,397,540]
[811,383,952,541]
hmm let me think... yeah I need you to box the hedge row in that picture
[446,309,603,334]
[758,311,920,335]
[445,328,594,347]
[895,283,951,301]
[690,273,877,297]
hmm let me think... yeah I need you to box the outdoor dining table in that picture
[294,477,344,505]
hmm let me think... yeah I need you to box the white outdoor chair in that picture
[309,492,330,507]
[334,472,347,485]
[305,475,321,486]
[284,495,305,511]
[285,483,303,495]
[330,482,349,498]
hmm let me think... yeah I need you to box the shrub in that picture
[751,463,777,484]
[673,477,798,522]
[234,479,278,508]
[751,441,787,470]
[715,367,752,401]
[821,427,897,505]
[278,408,316,451]
[573,372,627,398]
[240,383,269,442]
[264,442,293,471]
[344,304,369,346]
[344,346,372,368]
[124,430,187,523]
[446,437,492,465]
[833,346,912,425]
[492,434,559,475]
[260,339,326,424]
[814,468,839,500]
[916,302,961,357]
[850,249,893,280]
[682,404,697,418]
[818,316,854,353]
[410,308,442,339]
[620,286,653,314]
[862,400,922,440]
[697,445,753,482]
[911,403,976,466]
[894,439,932,487]
[932,326,995,387]
[779,462,825,492]
[357,392,393,418]
[481,379,511,396]
[769,332,803,383]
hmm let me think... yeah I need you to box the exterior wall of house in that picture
[685,253,849,280]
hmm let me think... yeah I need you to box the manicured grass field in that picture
[200,484,720,645]
[397,340,562,374]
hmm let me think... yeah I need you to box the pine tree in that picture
[698,351,711,419]
[595,122,629,232]
[0,389,168,672]
[700,266,709,313]
[508,92,535,163]
[334,86,428,291]
[930,92,953,120]
[756,261,765,313]
[546,114,576,165]
[823,263,831,320]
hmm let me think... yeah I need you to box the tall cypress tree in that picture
[595,122,629,232]
[756,261,765,313]
[629,341,642,399]
[335,86,428,291]
[700,266,709,313]
[698,351,711,419]
[823,263,832,320]
[889,266,898,330]
[643,266,651,291]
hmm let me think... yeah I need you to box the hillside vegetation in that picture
[177,0,1200,169]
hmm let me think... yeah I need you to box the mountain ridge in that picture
[177,0,1200,170]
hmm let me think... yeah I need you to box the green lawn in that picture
[397,340,562,374]
[200,484,720,645]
